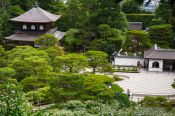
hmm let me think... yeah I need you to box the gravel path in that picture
[114,70,175,101]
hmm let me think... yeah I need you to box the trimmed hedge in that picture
[126,14,155,28]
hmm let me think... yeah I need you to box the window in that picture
[22,25,27,29]
[152,61,159,68]
[39,25,44,30]
[31,25,36,30]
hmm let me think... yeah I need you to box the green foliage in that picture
[54,53,88,73]
[0,79,32,116]
[0,45,6,67]
[0,18,3,41]
[155,0,173,24]
[50,74,84,103]
[126,14,154,28]
[6,46,51,81]
[81,74,123,102]
[113,75,124,81]
[86,50,108,73]
[7,5,24,17]
[50,73,125,104]
[148,24,173,48]
[56,0,127,53]
[100,63,115,73]
[0,45,4,56]
[95,0,127,30]
[0,67,15,83]
[64,28,86,52]
[122,0,141,13]
[35,102,175,116]
[172,82,175,89]
[26,86,51,105]
[90,24,124,55]
[123,30,152,56]
[139,96,175,111]
[35,34,60,49]
[44,46,64,60]
[117,107,174,116]
[60,100,85,111]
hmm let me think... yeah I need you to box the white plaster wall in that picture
[148,59,163,72]
[114,57,143,66]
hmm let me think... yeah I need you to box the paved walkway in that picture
[114,70,175,101]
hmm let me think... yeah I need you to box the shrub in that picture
[113,75,124,81]
[126,14,154,28]
[172,82,175,89]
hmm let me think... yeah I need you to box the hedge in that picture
[126,14,155,28]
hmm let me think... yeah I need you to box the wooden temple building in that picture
[4,4,65,47]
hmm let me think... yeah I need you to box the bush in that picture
[113,75,124,81]
[171,82,175,89]
[140,96,175,111]
[126,14,154,28]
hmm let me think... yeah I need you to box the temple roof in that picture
[10,6,61,23]
[4,30,65,42]
[144,44,175,60]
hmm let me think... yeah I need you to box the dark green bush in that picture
[148,24,173,48]
[140,96,175,111]
[126,14,154,28]
[172,82,175,89]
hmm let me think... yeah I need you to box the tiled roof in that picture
[10,6,61,23]
[144,45,175,60]
[4,29,65,42]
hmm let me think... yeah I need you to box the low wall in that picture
[114,57,143,66]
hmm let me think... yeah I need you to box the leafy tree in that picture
[122,0,141,13]
[50,74,84,103]
[90,24,124,55]
[24,56,53,76]
[7,5,24,17]
[0,18,3,42]
[95,0,127,30]
[26,86,51,106]
[0,0,10,10]
[6,46,51,81]
[56,0,88,31]
[48,1,66,14]
[81,74,123,102]
[57,0,127,52]
[0,45,4,56]
[54,53,88,73]
[44,46,64,60]
[86,50,108,73]
[148,24,173,48]
[35,34,60,49]
[0,67,15,84]
[0,79,32,116]
[123,30,152,56]
[64,29,85,52]
[155,0,173,24]
[0,45,5,67]
[50,73,125,104]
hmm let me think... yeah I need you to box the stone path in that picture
[114,70,175,101]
